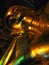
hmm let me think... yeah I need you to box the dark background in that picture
[0,0,49,18]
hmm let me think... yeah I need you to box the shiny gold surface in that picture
[31,45,49,57]
[0,5,49,65]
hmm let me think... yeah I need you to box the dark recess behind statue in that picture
[0,0,49,17]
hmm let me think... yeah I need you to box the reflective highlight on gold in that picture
[7,11,11,16]
[32,21,37,25]
[16,13,21,19]
[47,24,49,27]
[28,26,32,30]
[3,39,16,65]
[32,21,45,28]
[23,17,32,24]
[12,22,22,29]
[28,26,41,34]
[31,45,49,57]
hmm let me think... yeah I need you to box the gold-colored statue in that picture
[0,5,49,65]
